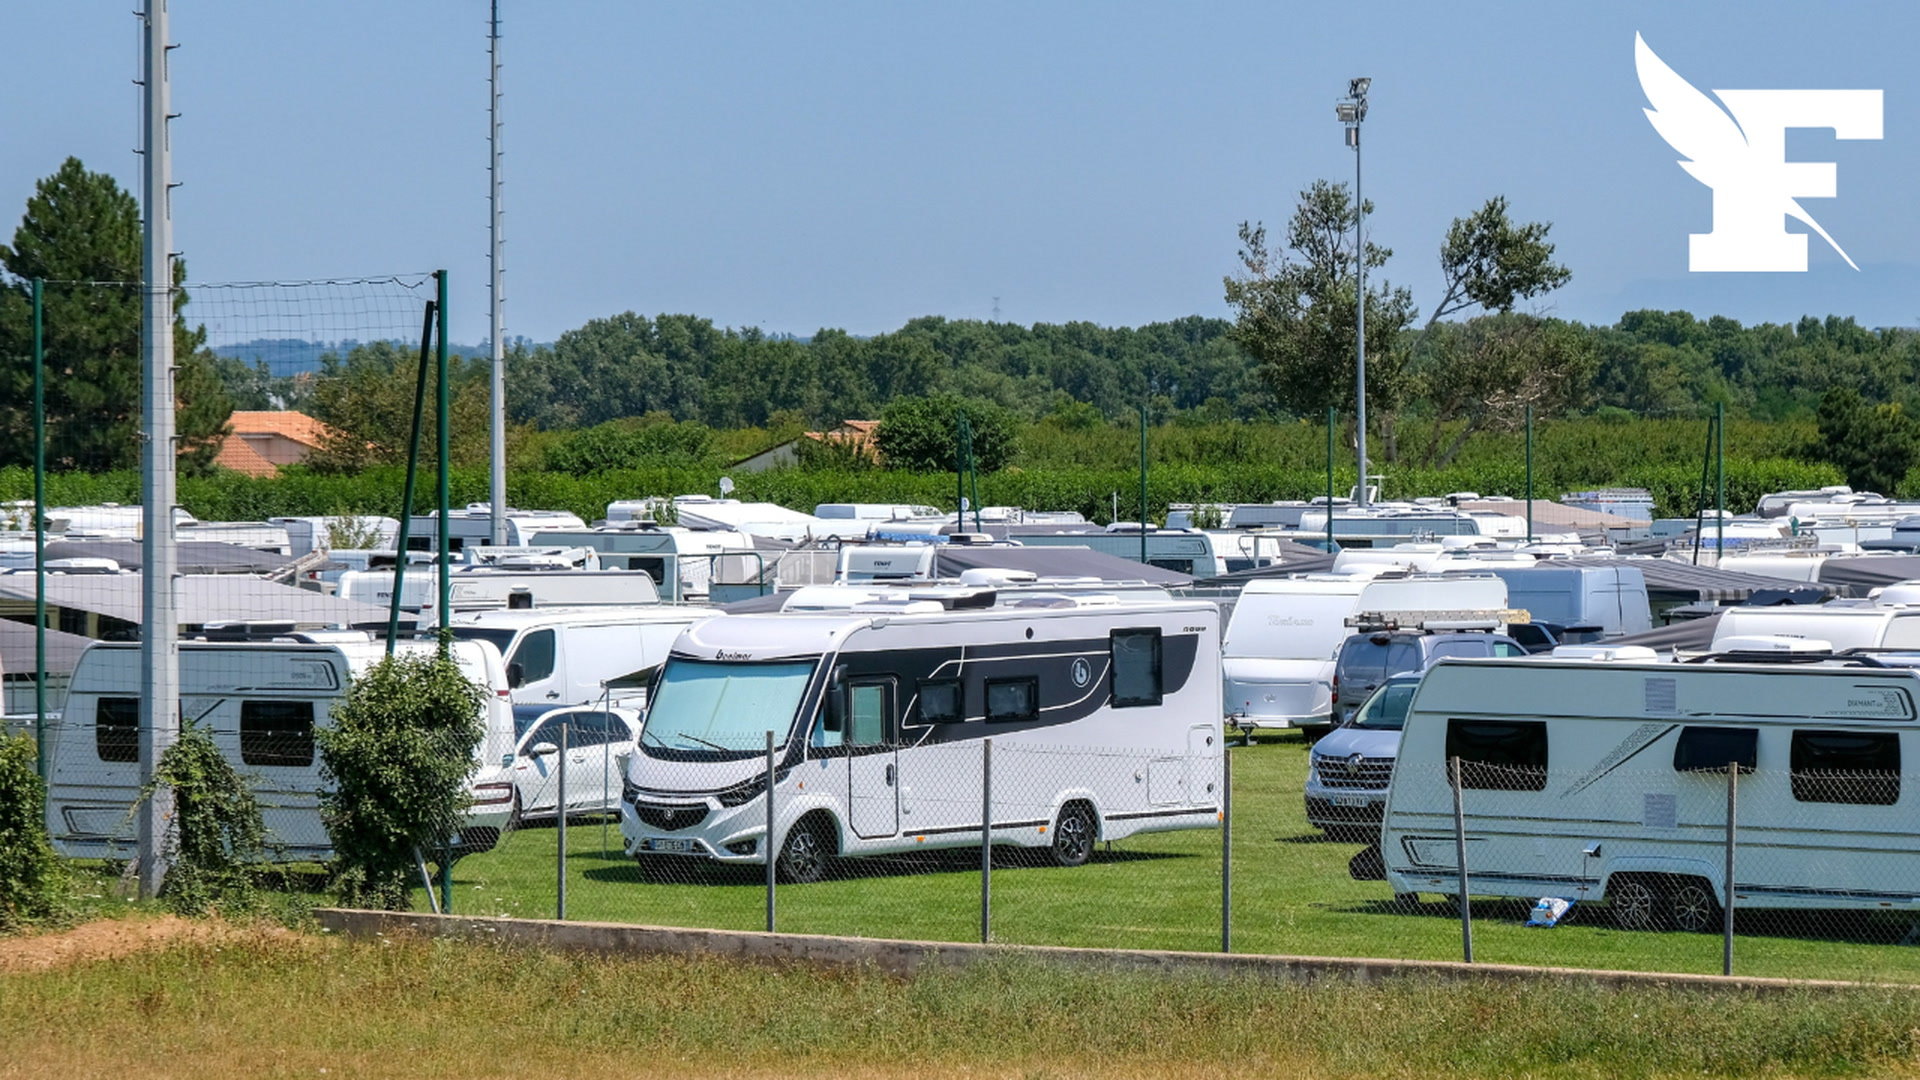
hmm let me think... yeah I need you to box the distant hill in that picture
[209,337,542,374]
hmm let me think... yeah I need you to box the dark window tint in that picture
[1385,639,1423,672]
[1445,719,1549,791]
[96,697,140,763]
[985,678,1038,723]
[915,679,963,724]
[1674,726,1758,773]
[1791,730,1900,805]
[511,629,556,684]
[1111,630,1163,707]
[240,700,315,767]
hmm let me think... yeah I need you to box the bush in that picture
[316,648,485,910]
[875,394,1020,473]
[145,721,268,917]
[0,733,64,930]
[541,417,716,473]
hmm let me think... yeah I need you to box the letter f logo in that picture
[1636,33,1882,272]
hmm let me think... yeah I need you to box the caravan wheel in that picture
[1669,879,1721,933]
[1050,803,1096,868]
[1608,877,1663,931]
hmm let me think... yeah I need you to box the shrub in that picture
[875,394,1020,473]
[0,733,64,930]
[317,648,484,910]
[145,721,268,917]
[541,417,715,473]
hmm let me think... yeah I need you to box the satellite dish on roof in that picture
[718,476,735,497]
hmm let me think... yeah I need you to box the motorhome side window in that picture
[985,677,1038,723]
[96,697,140,763]
[1790,730,1901,806]
[511,630,556,686]
[915,679,963,724]
[1673,726,1758,774]
[848,682,890,746]
[1445,719,1548,792]
[1111,629,1163,707]
[240,701,315,767]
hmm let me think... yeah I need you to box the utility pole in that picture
[488,0,508,546]
[137,0,179,899]
[1337,78,1371,507]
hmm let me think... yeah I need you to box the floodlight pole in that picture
[488,0,508,547]
[1339,79,1371,507]
[137,0,179,900]
[32,279,45,780]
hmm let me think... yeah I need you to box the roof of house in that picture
[213,436,279,477]
[211,411,339,477]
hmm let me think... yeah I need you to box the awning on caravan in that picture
[0,573,397,633]
[1816,555,1920,595]
[934,548,1194,585]
[1554,557,1840,604]
[1189,547,1340,587]
[1604,611,1723,653]
[42,539,294,576]
[0,620,95,677]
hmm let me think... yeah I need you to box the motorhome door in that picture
[846,679,900,838]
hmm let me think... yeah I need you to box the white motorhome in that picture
[1221,574,1508,731]
[44,636,518,862]
[409,505,588,553]
[1377,655,1920,926]
[617,592,1223,880]
[526,522,759,603]
[335,566,663,615]
[448,606,715,709]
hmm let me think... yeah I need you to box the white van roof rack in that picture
[1346,608,1531,632]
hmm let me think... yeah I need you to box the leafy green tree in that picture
[0,732,64,929]
[875,394,1020,473]
[1224,181,1415,452]
[541,415,716,473]
[144,721,267,917]
[304,341,491,472]
[1415,314,1595,466]
[1814,388,1919,496]
[0,157,231,473]
[317,650,485,910]
[1425,197,1572,329]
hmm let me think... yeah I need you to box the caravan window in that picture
[96,697,140,763]
[915,679,963,724]
[1791,730,1900,806]
[1445,719,1549,791]
[1674,726,1758,774]
[240,701,315,767]
[985,678,1038,723]
[1111,629,1163,707]
[511,630,556,685]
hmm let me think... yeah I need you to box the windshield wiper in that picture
[638,727,670,751]
[676,732,730,752]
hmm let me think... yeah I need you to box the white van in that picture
[1221,574,1508,732]
[448,606,715,709]
[618,592,1224,880]
[1377,654,1920,927]
[44,636,518,861]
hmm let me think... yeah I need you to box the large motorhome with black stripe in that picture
[1375,655,1920,929]
[617,591,1223,879]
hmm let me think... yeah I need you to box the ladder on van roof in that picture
[1345,608,1532,632]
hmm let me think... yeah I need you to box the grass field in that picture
[426,732,1920,984]
[8,924,1920,1079]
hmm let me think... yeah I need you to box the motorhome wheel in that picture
[777,818,833,884]
[1669,879,1720,933]
[1050,803,1096,868]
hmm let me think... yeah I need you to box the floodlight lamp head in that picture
[1349,76,1371,99]
[1335,102,1360,124]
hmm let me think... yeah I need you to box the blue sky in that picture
[3,1,1916,344]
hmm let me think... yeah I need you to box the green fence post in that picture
[1525,404,1533,544]
[385,298,437,655]
[1325,406,1335,551]
[1139,404,1149,563]
[436,269,451,643]
[1715,400,1725,559]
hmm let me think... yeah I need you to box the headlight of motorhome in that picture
[715,769,793,807]
[621,774,643,806]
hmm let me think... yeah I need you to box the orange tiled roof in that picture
[227,410,336,448]
[212,436,279,478]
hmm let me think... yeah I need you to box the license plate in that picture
[1331,795,1373,808]
[645,837,696,853]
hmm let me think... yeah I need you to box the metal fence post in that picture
[1724,759,1737,976]
[1221,746,1232,953]
[981,738,993,944]
[1451,755,1472,963]
[556,719,568,920]
[765,730,776,933]
[31,277,45,780]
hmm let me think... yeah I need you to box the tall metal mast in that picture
[488,0,508,545]
[138,0,179,899]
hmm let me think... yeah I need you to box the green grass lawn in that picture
[427,732,1920,984]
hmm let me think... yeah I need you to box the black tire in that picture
[1050,802,1097,868]
[1608,876,1664,931]
[1392,892,1420,906]
[1669,878,1721,933]
[506,790,525,832]
[776,817,833,884]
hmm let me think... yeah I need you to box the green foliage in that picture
[323,513,385,551]
[0,733,64,930]
[793,430,880,471]
[304,340,495,472]
[875,394,1020,473]
[1429,195,1572,325]
[1412,314,1596,467]
[1814,388,1919,495]
[316,649,485,910]
[0,157,232,474]
[540,415,716,473]
[144,721,268,917]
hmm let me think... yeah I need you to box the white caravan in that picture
[526,523,759,603]
[617,593,1224,880]
[44,636,518,862]
[409,505,589,553]
[1710,600,1920,653]
[1378,655,1920,925]
[270,515,402,558]
[1221,574,1509,731]
[335,566,663,615]
[448,606,716,709]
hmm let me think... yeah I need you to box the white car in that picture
[502,705,641,827]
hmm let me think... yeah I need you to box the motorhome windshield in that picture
[642,658,817,752]
[1351,682,1416,730]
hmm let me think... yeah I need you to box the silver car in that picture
[1305,674,1420,840]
